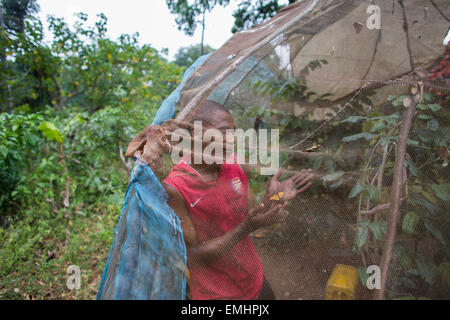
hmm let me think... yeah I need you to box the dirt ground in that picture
[254,238,373,300]
[250,193,374,300]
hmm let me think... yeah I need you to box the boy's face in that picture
[190,110,236,164]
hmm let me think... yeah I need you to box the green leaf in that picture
[370,121,386,133]
[427,119,439,131]
[416,103,428,110]
[321,170,344,182]
[409,193,439,216]
[402,212,420,234]
[349,183,364,198]
[384,113,400,125]
[405,158,419,177]
[279,116,290,126]
[418,114,433,120]
[422,92,436,102]
[341,116,365,123]
[428,103,441,112]
[354,223,368,249]
[329,179,343,191]
[368,221,387,241]
[417,128,431,143]
[387,94,396,101]
[394,244,414,270]
[342,132,375,143]
[39,122,63,143]
[407,139,420,147]
[392,95,406,107]
[380,135,393,147]
[416,254,439,285]
[364,185,380,201]
[0,146,8,159]
[431,184,450,201]
[424,221,446,245]
[357,266,369,288]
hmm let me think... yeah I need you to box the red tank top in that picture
[163,155,263,300]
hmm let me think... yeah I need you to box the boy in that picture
[127,100,314,299]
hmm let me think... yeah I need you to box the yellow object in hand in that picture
[269,192,285,201]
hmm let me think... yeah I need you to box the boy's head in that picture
[188,100,236,164]
[190,100,235,130]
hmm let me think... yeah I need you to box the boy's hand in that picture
[265,168,314,202]
[125,120,191,170]
[245,202,289,233]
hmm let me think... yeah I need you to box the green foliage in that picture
[342,132,376,143]
[354,221,387,250]
[431,184,450,201]
[0,112,43,218]
[0,102,161,299]
[354,221,369,249]
[0,199,120,299]
[353,91,450,299]
[368,221,387,241]
[348,183,380,201]
[0,12,183,113]
[166,0,230,36]
[250,59,329,104]
[173,44,215,68]
[39,121,63,143]
[165,0,297,35]
[357,266,370,288]
[321,170,344,182]
[246,58,360,200]
[231,0,297,33]
[0,0,39,34]
[402,212,420,235]
[247,49,448,298]
[244,59,334,158]
[0,11,183,300]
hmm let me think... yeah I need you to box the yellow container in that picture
[325,264,359,300]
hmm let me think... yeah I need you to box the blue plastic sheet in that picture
[152,53,212,126]
[97,162,187,300]
[97,54,212,300]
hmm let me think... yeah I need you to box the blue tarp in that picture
[97,54,211,300]
[96,162,187,300]
[152,53,212,126]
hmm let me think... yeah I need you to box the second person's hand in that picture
[265,168,315,202]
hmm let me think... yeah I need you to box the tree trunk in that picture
[200,7,206,56]
[375,84,422,300]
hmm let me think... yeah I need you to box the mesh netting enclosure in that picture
[168,0,450,300]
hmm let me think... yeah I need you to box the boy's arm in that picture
[125,120,192,177]
[163,182,287,269]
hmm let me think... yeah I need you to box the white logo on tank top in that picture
[190,197,203,208]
